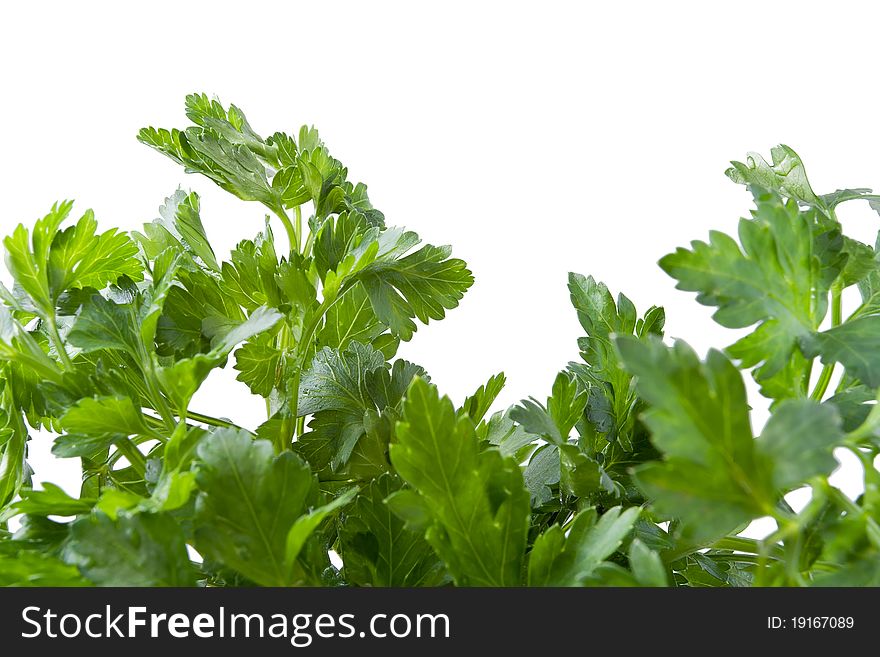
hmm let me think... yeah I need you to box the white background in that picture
[1,1,877,518]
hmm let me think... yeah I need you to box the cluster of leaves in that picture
[0,99,878,587]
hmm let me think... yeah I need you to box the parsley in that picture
[1,97,878,586]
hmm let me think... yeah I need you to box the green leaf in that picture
[283,487,357,571]
[800,316,880,388]
[139,124,277,206]
[527,506,640,585]
[205,304,283,354]
[4,202,142,320]
[383,488,433,532]
[390,378,530,586]
[93,489,142,519]
[0,406,28,509]
[297,342,424,470]
[366,360,426,411]
[3,201,73,315]
[339,473,445,587]
[559,444,615,499]
[0,550,89,587]
[825,387,873,433]
[298,341,387,416]
[359,243,473,341]
[547,371,588,441]
[0,308,65,386]
[313,212,382,280]
[220,227,284,312]
[156,354,219,413]
[813,556,880,586]
[459,373,506,424]
[523,444,560,506]
[9,483,95,517]
[512,372,586,446]
[726,144,880,217]
[316,282,398,357]
[51,433,116,459]
[67,293,141,358]
[726,145,823,209]
[511,399,564,445]
[150,470,198,512]
[140,248,182,348]
[276,255,318,312]
[155,268,244,357]
[568,273,663,447]
[162,424,208,472]
[135,190,219,271]
[660,191,838,396]
[626,339,842,545]
[483,409,539,457]
[854,234,880,319]
[47,210,142,298]
[338,409,396,480]
[838,236,877,289]
[617,337,773,541]
[629,538,669,587]
[233,339,280,397]
[311,212,471,342]
[184,93,268,155]
[193,428,322,586]
[756,399,842,490]
[511,371,609,504]
[158,304,282,411]
[1,514,69,555]
[64,511,196,586]
[140,95,347,218]
[59,396,149,437]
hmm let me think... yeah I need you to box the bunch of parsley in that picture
[0,97,877,587]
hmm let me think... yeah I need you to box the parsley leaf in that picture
[390,378,530,586]
[660,189,840,397]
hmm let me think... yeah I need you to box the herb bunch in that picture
[0,98,877,587]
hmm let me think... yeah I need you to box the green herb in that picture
[0,97,877,586]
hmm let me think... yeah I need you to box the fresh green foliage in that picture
[616,338,842,543]
[0,101,877,587]
[390,378,530,586]
[192,429,354,586]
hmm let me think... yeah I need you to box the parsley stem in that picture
[113,437,146,477]
[831,286,842,326]
[271,204,300,255]
[143,410,245,432]
[809,364,834,400]
[303,228,315,258]
[663,536,785,563]
[708,554,781,565]
[821,480,860,515]
[295,205,303,253]
[712,536,778,557]
[809,287,843,401]
[268,315,293,449]
[45,315,74,370]
[184,410,240,429]
[282,369,301,450]
[143,372,176,432]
